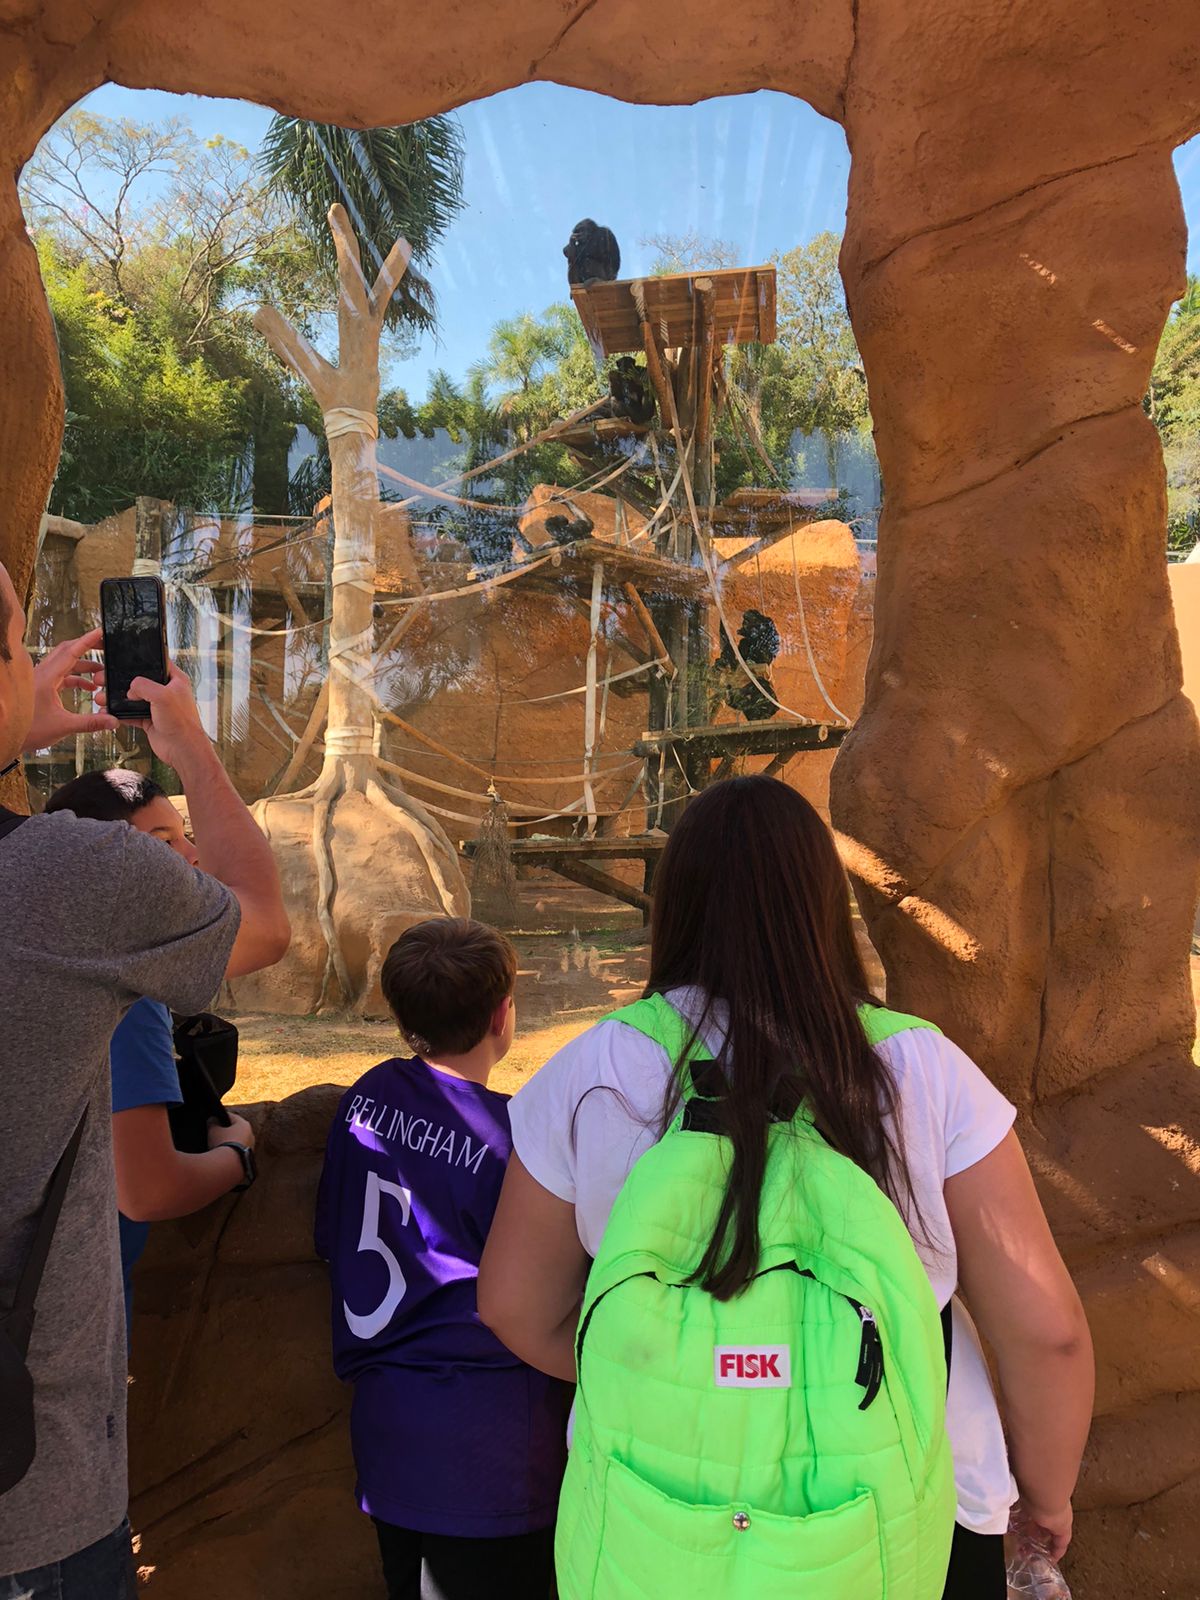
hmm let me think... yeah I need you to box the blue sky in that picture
[64,80,1200,402]
[74,83,848,396]
[49,81,1200,412]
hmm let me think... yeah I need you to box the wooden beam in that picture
[563,593,650,666]
[583,559,603,836]
[274,564,312,626]
[633,719,849,759]
[693,277,718,459]
[547,855,651,916]
[465,835,666,861]
[636,309,679,443]
[270,679,329,794]
[622,582,675,677]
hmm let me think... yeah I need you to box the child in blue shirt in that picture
[46,771,256,1329]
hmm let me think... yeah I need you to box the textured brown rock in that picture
[127,1088,378,1595]
[231,785,463,1016]
[1,1,1198,1594]
[828,10,1200,1595]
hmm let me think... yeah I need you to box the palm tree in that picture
[259,116,465,333]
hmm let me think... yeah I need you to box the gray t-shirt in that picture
[0,811,240,1572]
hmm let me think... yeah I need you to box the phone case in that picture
[99,576,169,719]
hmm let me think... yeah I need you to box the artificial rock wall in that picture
[3,1,1200,1594]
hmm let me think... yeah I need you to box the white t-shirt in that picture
[508,987,1019,1535]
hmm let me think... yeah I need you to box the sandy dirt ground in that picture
[233,927,652,1101]
[231,903,895,1103]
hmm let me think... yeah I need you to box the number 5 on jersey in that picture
[345,1171,413,1340]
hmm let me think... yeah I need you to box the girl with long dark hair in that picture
[479,777,1093,1599]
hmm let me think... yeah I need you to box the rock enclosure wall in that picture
[2,0,1199,1594]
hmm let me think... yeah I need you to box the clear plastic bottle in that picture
[1007,1506,1072,1600]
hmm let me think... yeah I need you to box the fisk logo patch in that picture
[713,1346,791,1388]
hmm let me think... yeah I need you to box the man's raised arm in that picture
[130,666,290,977]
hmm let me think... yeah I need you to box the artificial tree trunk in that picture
[249,204,467,1012]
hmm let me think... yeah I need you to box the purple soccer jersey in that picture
[315,1057,572,1536]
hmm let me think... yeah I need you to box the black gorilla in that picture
[564,219,621,287]
[608,357,656,426]
[713,609,781,722]
[544,512,594,546]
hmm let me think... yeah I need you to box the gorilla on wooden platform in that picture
[607,356,656,426]
[564,218,621,286]
[713,609,782,722]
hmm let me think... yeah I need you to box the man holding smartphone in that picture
[0,560,290,1600]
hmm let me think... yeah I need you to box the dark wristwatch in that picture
[215,1141,257,1192]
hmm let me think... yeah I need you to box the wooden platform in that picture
[572,266,776,358]
[707,488,839,530]
[634,717,849,760]
[515,538,707,598]
[462,834,667,919]
[555,417,655,452]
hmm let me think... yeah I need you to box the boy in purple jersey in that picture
[315,918,572,1600]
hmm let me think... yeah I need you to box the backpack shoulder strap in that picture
[606,995,940,1054]
[601,993,715,1067]
[857,1003,942,1048]
[4,1108,89,1357]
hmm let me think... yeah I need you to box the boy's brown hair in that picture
[381,917,517,1058]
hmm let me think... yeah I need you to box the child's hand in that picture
[209,1111,256,1152]
[1012,1498,1073,1563]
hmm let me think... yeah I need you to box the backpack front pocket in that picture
[590,1454,884,1600]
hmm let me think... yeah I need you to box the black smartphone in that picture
[99,576,170,720]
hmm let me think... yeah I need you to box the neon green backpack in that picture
[556,994,956,1600]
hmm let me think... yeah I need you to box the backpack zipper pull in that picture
[854,1305,884,1410]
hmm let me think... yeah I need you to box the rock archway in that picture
[3,2,1200,1592]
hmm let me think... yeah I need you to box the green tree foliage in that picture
[41,240,245,520]
[1149,276,1200,552]
[25,108,467,523]
[259,117,465,335]
[24,112,320,519]
[641,229,873,500]
[774,232,870,459]
[473,305,603,443]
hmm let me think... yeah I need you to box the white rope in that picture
[331,556,377,597]
[393,398,609,511]
[378,441,645,518]
[672,439,844,729]
[788,528,854,726]
[324,407,379,440]
[324,727,375,756]
[373,553,556,608]
[624,443,685,549]
[512,655,672,704]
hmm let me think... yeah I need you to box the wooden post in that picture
[252,204,468,1010]
[622,582,674,674]
[255,208,413,788]
[633,280,699,829]
[133,496,165,573]
[686,279,720,787]
[583,559,604,837]
[693,279,718,485]
[638,319,677,441]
